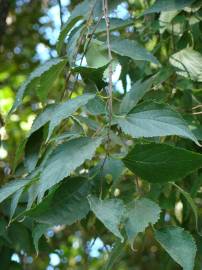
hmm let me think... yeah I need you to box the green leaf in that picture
[30,93,95,139]
[110,38,159,65]
[27,177,91,225]
[72,63,109,91]
[92,18,133,34]
[155,227,196,270]
[0,179,31,204]
[32,224,49,254]
[10,58,66,113]
[119,77,155,114]
[57,0,95,54]
[10,188,23,222]
[170,48,202,82]
[171,183,200,235]
[88,195,125,241]
[85,96,106,115]
[125,198,161,245]
[37,137,102,199]
[144,0,195,14]
[117,101,199,145]
[123,143,202,183]
[24,128,43,173]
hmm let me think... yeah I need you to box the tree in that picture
[1,0,202,269]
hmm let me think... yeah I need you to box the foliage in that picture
[1,0,202,269]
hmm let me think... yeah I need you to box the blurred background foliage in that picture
[1,0,202,269]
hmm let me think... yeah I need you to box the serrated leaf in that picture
[32,224,49,253]
[144,0,195,14]
[125,198,161,244]
[0,179,31,204]
[88,195,125,241]
[155,227,196,270]
[10,58,66,113]
[117,101,199,145]
[119,77,155,114]
[123,143,202,183]
[27,177,91,225]
[110,38,159,65]
[37,137,102,199]
[170,48,202,82]
[30,93,95,139]
[57,0,96,54]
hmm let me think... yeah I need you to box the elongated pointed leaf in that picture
[37,137,102,199]
[88,195,125,241]
[119,77,155,114]
[30,93,95,138]
[117,101,199,145]
[123,143,202,183]
[10,58,66,113]
[155,227,196,270]
[110,38,159,65]
[9,188,23,221]
[27,177,91,225]
[32,224,49,254]
[170,48,202,82]
[0,179,31,204]
[125,198,161,244]
[144,0,195,14]
[92,18,133,34]
[105,241,125,270]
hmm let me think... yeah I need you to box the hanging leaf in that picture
[24,128,43,173]
[29,93,95,139]
[119,76,155,114]
[9,188,23,222]
[125,198,161,245]
[123,143,202,183]
[32,223,49,254]
[155,227,196,270]
[117,101,199,145]
[88,195,125,241]
[105,241,125,270]
[144,0,195,14]
[27,177,91,225]
[37,136,102,199]
[10,58,66,113]
[170,48,202,82]
[110,38,159,65]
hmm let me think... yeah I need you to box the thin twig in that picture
[192,111,202,115]
[57,0,63,27]
[192,104,202,110]
[103,0,113,156]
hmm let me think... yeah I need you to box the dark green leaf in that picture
[104,241,125,270]
[123,143,202,183]
[32,224,49,253]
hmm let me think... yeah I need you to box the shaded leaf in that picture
[155,227,196,270]
[37,137,102,199]
[92,18,133,34]
[123,143,202,183]
[117,101,199,145]
[32,224,49,253]
[125,198,161,245]
[28,177,91,225]
[10,188,23,222]
[105,241,125,270]
[119,77,155,114]
[88,195,125,241]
